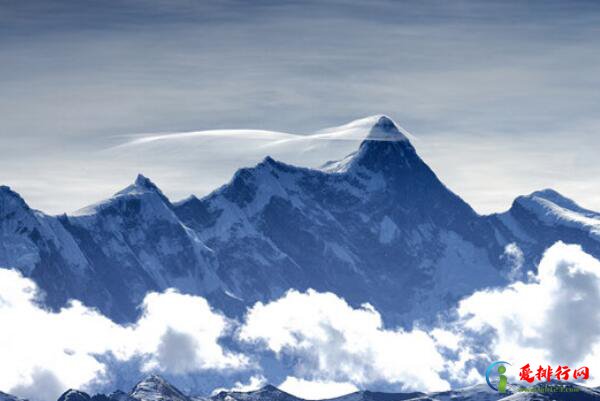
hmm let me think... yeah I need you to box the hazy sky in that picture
[1,0,599,214]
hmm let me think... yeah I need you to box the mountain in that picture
[56,391,91,401]
[0,392,27,401]
[490,189,600,269]
[129,375,191,401]
[0,185,95,309]
[59,174,223,321]
[1,116,600,324]
[19,376,600,401]
[171,116,506,323]
[104,391,134,401]
[325,389,425,401]
[211,385,303,401]
[0,174,230,322]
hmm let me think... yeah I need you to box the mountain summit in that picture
[130,375,190,401]
[1,116,600,325]
[349,116,417,173]
[365,115,409,141]
[116,174,167,198]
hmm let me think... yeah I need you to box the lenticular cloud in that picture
[0,269,248,401]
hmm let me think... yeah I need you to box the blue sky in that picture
[1,0,599,214]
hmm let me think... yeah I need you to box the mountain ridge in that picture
[6,375,599,401]
[1,116,600,325]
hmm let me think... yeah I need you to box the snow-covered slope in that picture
[211,385,303,401]
[1,116,600,324]
[56,390,92,401]
[0,175,228,322]
[61,174,223,320]
[38,377,600,401]
[129,375,191,401]
[489,189,600,275]
[0,391,27,401]
[172,116,505,323]
[509,189,600,240]
[0,185,94,308]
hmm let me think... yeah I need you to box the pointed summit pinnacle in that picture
[345,115,416,173]
[134,174,159,191]
[320,115,414,173]
[366,115,409,142]
[114,174,163,197]
[131,374,189,401]
[373,115,397,130]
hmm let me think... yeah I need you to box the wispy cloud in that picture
[1,1,600,213]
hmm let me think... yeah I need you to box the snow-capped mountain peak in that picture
[1,183,93,279]
[511,188,600,239]
[0,185,31,217]
[365,115,409,142]
[322,118,414,174]
[113,174,169,202]
[212,384,302,401]
[254,385,287,396]
[316,115,410,142]
[339,116,421,175]
[519,188,596,216]
[4,115,600,338]
[130,374,190,401]
[73,174,171,217]
[57,390,91,401]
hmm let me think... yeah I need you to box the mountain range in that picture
[1,116,600,325]
[4,375,600,401]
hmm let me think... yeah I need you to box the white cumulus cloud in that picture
[211,375,267,395]
[239,289,450,393]
[238,242,600,394]
[3,240,600,400]
[0,269,248,401]
[278,377,358,400]
[457,241,600,385]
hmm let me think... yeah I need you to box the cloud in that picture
[3,1,600,216]
[132,290,248,373]
[501,242,525,281]
[278,377,358,400]
[211,375,267,395]
[3,241,600,399]
[238,242,600,394]
[9,369,64,401]
[457,242,600,383]
[239,289,450,392]
[0,269,248,401]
